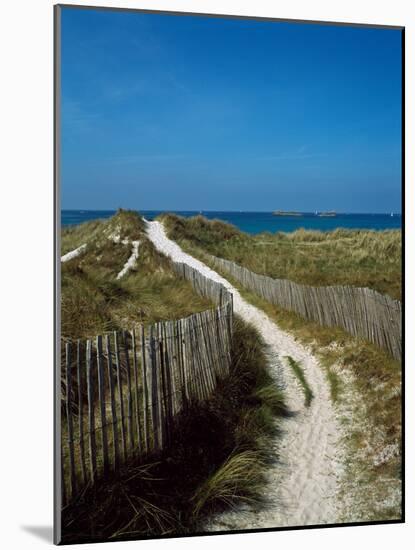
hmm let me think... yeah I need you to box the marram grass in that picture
[191,450,267,517]
[61,211,212,340]
[161,213,401,300]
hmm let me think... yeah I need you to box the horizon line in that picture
[61,208,402,215]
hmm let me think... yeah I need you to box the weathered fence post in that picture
[149,325,161,452]
[105,334,120,471]
[65,342,77,498]
[122,331,135,453]
[76,340,87,485]
[131,329,142,454]
[114,331,127,461]
[86,339,97,483]
[96,335,109,475]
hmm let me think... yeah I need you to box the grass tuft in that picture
[285,356,314,407]
[191,450,266,518]
[325,366,342,403]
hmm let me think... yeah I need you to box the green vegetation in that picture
[161,213,402,300]
[285,356,313,407]
[61,318,287,543]
[325,367,342,403]
[61,210,212,340]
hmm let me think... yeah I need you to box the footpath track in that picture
[146,220,345,529]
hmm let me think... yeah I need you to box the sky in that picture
[60,7,402,213]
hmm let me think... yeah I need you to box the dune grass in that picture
[61,211,212,340]
[285,356,313,407]
[191,450,266,518]
[61,318,287,543]
[161,213,402,300]
[61,208,146,255]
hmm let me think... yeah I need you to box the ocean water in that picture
[61,210,402,235]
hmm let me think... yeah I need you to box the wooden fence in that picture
[211,255,401,361]
[61,264,233,506]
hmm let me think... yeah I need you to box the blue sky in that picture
[61,8,402,212]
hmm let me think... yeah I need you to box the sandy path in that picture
[61,243,87,263]
[146,220,344,529]
[116,240,140,280]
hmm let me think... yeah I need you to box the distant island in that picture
[272,210,337,218]
[272,211,303,217]
[317,211,337,217]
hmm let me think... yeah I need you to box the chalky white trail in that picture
[145,219,345,528]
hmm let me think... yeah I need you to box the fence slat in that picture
[123,331,135,453]
[181,318,191,402]
[65,342,77,497]
[61,449,67,508]
[76,340,87,485]
[86,340,97,483]
[105,334,120,471]
[131,329,142,454]
[97,335,109,475]
[114,331,127,461]
[140,325,149,453]
[149,325,161,452]
[162,322,174,431]
[158,323,169,445]
[190,315,208,400]
[177,319,187,408]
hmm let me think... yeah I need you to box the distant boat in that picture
[391,212,394,217]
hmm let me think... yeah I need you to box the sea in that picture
[61,210,402,235]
